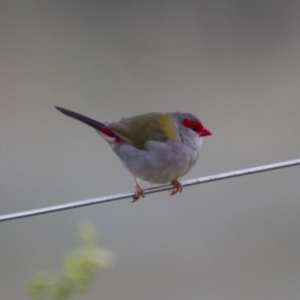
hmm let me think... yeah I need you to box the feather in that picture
[108,113,179,149]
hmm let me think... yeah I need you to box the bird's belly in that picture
[113,140,200,184]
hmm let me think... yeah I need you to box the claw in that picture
[131,177,145,203]
[169,179,183,196]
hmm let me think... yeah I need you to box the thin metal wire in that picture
[0,158,299,222]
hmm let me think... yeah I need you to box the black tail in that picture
[55,106,104,131]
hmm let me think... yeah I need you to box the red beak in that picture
[200,126,212,137]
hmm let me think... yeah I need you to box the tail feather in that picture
[55,106,121,143]
[55,106,105,131]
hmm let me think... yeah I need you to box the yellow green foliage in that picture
[28,224,113,300]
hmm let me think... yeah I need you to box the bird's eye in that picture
[182,118,203,133]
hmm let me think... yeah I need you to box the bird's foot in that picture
[170,179,183,196]
[131,179,145,203]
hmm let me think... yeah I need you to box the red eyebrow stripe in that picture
[182,118,203,130]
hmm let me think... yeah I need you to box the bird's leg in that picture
[169,179,183,196]
[131,177,145,203]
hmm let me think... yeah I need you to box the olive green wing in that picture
[108,113,179,149]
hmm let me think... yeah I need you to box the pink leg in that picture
[169,179,183,196]
[131,177,145,203]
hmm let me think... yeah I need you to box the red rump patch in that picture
[182,118,203,133]
[101,127,122,143]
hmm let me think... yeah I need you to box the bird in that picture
[55,107,212,202]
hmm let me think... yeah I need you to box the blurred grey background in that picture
[0,1,300,299]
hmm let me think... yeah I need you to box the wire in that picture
[0,158,299,222]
